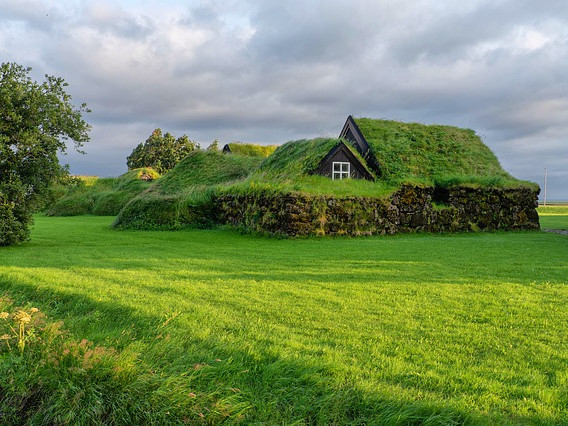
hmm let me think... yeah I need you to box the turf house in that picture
[312,140,374,181]
[222,142,278,157]
[109,117,540,236]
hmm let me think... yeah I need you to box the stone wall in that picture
[217,184,539,237]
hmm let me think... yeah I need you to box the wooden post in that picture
[543,168,548,206]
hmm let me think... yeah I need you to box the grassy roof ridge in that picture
[353,117,515,183]
[226,142,278,157]
[259,137,343,177]
[151,150,263,195]
[340,138,376,179]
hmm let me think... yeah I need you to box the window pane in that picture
[332,162,351,179]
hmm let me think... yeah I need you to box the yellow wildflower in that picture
[0,312,9,320]
[13,310,31,324]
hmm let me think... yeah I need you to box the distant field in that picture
[538,205,568,216]
[1,215,567,424]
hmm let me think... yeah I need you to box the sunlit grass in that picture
[1,215,567,423]
[538,205,568,216]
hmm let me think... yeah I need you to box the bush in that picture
[0,202,29,246]
[0,186,31,246]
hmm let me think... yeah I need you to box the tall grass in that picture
[47,169,159,216]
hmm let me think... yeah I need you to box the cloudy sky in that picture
[1,0,567,200]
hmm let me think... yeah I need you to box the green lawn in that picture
[1,215,568,424]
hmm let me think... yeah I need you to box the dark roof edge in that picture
[339,115,370,154]
[340,116,382,177]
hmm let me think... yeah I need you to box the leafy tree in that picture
[207,139,219,151]
[0,62,90,246]
[126,129,197,174]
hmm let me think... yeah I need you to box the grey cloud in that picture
[246,0,394,65]
[1,0,567,199]
[390,0,568,64]
[0,0,57,32]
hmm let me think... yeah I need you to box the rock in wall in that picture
[216,184,539,236]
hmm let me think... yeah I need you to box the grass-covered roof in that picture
[259,138,371,178]
[152,150,263,195]
[353,118,513,183]
[226,143,278,157]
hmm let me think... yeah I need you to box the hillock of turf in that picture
[112,145,540,235]
[215,135,539,236]
[47,168,160,217]
[259,138,373,179]
[112,126,540,236]
[353,118,514,184]
[149,150,263,195]
[113,151,263,229]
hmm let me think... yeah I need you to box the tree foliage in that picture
[0,62,90,246]
[206,139,219,151]
[126,129,197,174]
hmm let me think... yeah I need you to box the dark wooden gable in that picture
[339,115,382,176]
[339,115,369,156]
[314,141,374,181]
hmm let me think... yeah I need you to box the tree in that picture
[0,62,90,245]
[206,139,219,151]
[126,129,197,174]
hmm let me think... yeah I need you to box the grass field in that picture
[1,214,567,424]
[538,205,568,217]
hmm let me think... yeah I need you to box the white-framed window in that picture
[332,161,350,180]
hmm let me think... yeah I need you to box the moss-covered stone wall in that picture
[217,184,539,236]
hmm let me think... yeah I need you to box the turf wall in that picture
[217,184,539,236]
